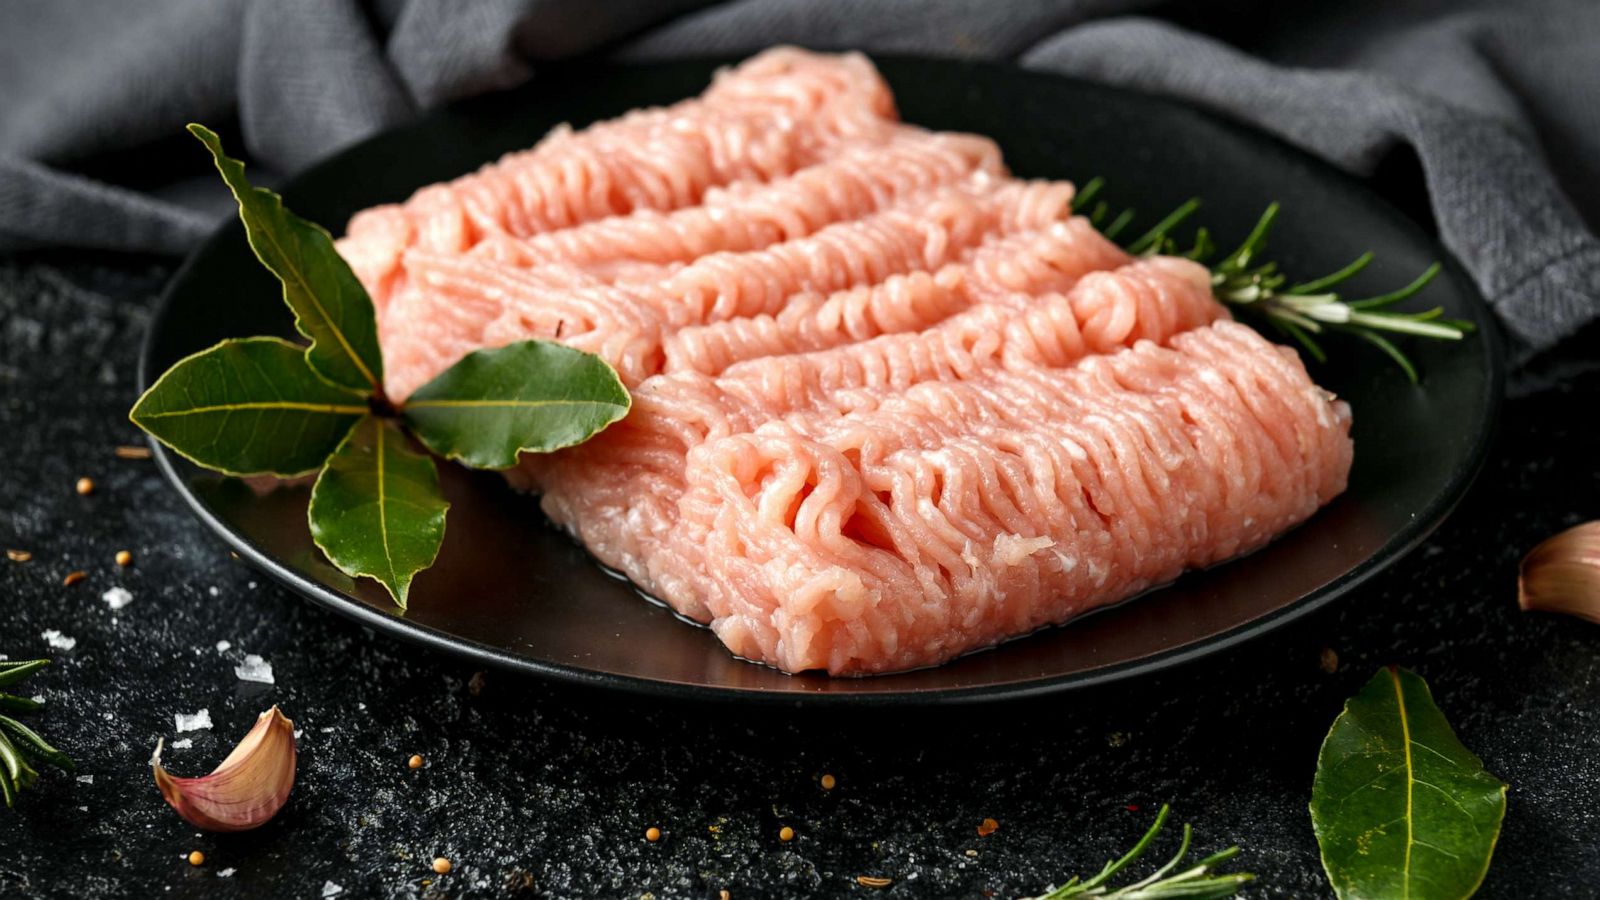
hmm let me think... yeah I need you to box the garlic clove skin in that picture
[1519,521,1600,624]
[152,706,296,832]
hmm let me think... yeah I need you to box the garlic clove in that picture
[1519,521,1600,624]
[152,706,296,832]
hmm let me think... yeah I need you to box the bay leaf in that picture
[130,337,367,476]
[189,124,385,393]
[308,415,448,607]
[402,340,631,470]
[1311,667,1508,900]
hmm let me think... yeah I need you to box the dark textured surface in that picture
[1,253,1597,900]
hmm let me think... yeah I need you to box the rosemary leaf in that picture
[1090,185,1473,380]
[0,658,73,809]
[1022,805,1252,899]
[1288,252,1373,295]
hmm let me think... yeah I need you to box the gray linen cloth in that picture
[2,0,1596,366]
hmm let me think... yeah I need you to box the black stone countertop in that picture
[1,254,1597,900]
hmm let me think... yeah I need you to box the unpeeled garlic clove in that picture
[152,705,296,831]
[1519,521,1600,624]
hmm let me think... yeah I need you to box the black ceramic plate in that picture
[142,57,1502,705]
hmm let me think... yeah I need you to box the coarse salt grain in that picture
[216,640,232,652]
[171,738,193,749]
[217,869,236,878]
[77,774,94,784]
[208,586,219,597]
[175,709,213,732]
[234,654,275,685]
[102,587,134,610]
[41,630,76,651]
[322,882,344,897]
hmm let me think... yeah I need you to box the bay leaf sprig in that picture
[0,659,74,808]
[1073,179,1474,383]
[1311,667,1508,900]
[131,126,631,607]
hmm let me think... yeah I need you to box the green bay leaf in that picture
[189,124,384,393]
[308,415,448,608]
[402,340,631,470]
[1311,667,1508,900]
[130,337,368,476]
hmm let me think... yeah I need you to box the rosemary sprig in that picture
[1078,182,1474,382]
[1023,805,1253,899]
[0,659,74,807]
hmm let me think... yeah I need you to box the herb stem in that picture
[1084,184,1472,382]
[0,660,72,809]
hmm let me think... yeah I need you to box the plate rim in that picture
[140,55,1506,707]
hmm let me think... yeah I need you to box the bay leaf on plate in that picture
[189,124,385,394]
[308,415,448,607]
[402,340,631,470]
[130,337,367,476]
[1311,667,1507,900]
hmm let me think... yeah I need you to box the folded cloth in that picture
[2,0,1596,365]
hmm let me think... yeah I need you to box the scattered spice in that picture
[188,851,206,867]
[976,818,999,837]
[431,857,452,875]
[965,849,979,858]
[820,773,837,791]
[467,670,487,697]
[1125,804,1141,812]
[174,709,213,732]
[115,550,133,567]
[645,827,662,843]
[1319,647,1340,674]
[720,891,730,900]
[778,826,795,842]
[233,654,275,685]
[114,445,153,460]
[62,570,88,587]
[7,549,31,562]
[408,754,424,770]
[75,477,95,496]
[856,876,893,889]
